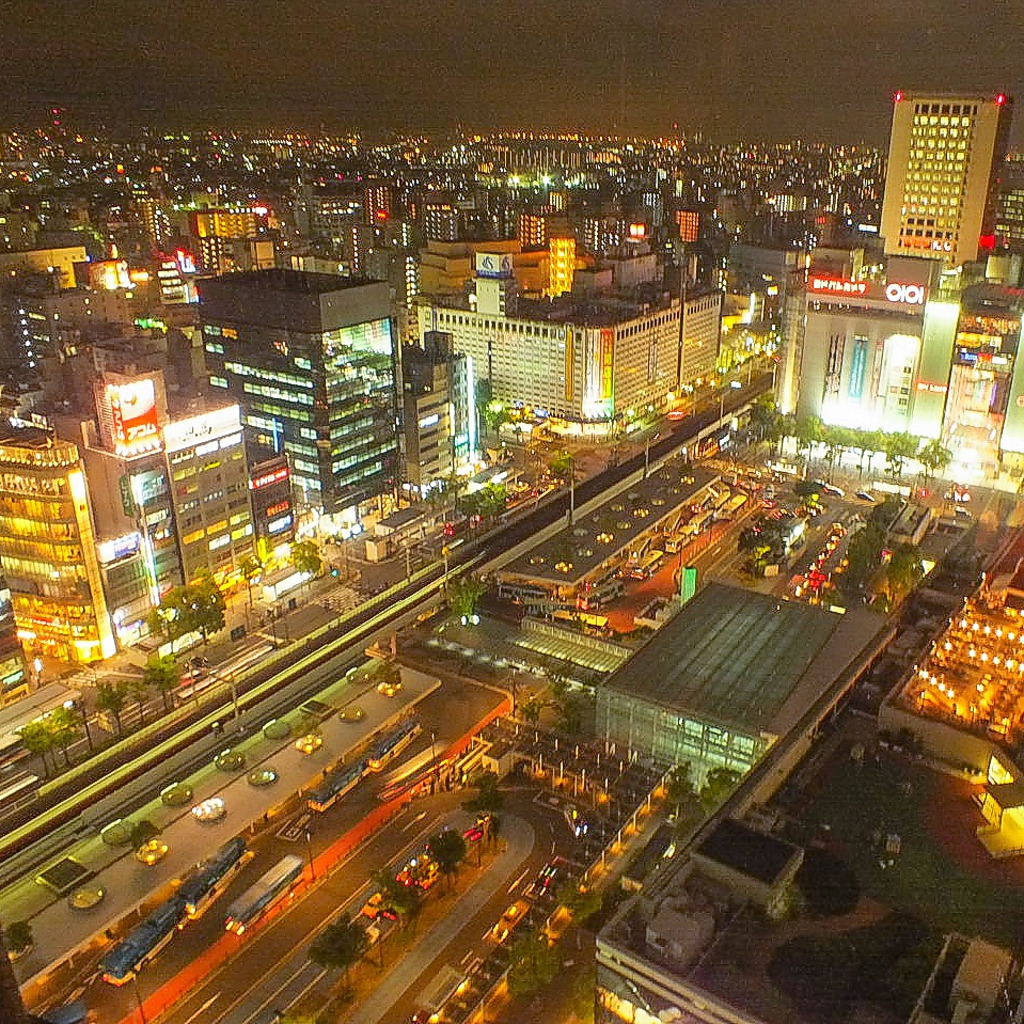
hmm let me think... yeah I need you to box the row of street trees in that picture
[749,398,953,482]
[23,653,182,774]
[310,826,472,996]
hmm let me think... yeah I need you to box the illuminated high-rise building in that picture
[364,183,393,225]
[881,92,1013,268]
[996,158,1024,254]
[200,270,398,518]
[424,202,461,242]
[0,430,116,663]
[518,211,548,248]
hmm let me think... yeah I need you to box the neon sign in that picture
[809,276,927,306]
[107,380,160,455]
[809,276,867,296]
[885,283,925,305]
[251,466,289,490]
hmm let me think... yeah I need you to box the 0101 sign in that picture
[885,282,926,305]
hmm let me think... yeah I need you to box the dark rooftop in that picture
[601,583,840,733]
[201,267,382,295]
[695,818,801,886]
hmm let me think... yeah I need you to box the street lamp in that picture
[305,827,315,882]
[644,432,661,479]
[568,454,576,525]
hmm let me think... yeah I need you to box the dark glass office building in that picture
[199,270,398,517]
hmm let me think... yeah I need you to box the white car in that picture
[191,797,227,823]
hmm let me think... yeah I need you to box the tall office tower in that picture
[518,211,549,248]
[881,92,1013,268]
[162,404,254,582]
[364,183,393,225]
[401,331,473,494]
[996,158,1024,254]
[0,430,116,663]
[200,270,398,518]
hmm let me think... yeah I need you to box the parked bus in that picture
[178,838,250,921]
[723,493,749,517]
[629,549,665,580]
[101,897,184,985]
[224,855,304,935]
[687,510,713,536]
[664,534,686,554]
[308,761,367,813]
[367,719,422,772]
[712,490,731,512]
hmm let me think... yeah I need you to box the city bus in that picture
[723,493,749,517]
[712,490,731,512]
[178,838,250,921]
[628,549,665,580]
[367,719,422,772]
[101,896,185,985]
[687,510,713,536]
[307,761,367,813]
[224,855,304,935]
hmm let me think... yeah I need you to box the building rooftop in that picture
[201,267,381,295]
[500,465,720,587]
[600,583,846,736]
[694,819,800,887]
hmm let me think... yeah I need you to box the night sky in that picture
[3,0,1022,143]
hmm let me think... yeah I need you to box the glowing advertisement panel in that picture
[108,379,160,455]
[163,405,241,454]
[848,339,868,400]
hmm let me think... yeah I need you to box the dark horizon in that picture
[3,0,1023,146]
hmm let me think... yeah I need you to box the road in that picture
[15,672,501,1012]
[142,793,572,1024]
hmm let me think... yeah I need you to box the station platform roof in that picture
[500,464,720,588]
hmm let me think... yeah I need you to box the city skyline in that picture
[4,0,1024,143]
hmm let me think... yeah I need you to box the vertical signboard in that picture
[600,329,614,401]
[848,338,868,400]
[1002,322,1024,454]
[680,566,698,604]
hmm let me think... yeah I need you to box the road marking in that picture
[508,867,529,893]
[182,994,220,1024]
[402,811,427,832]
